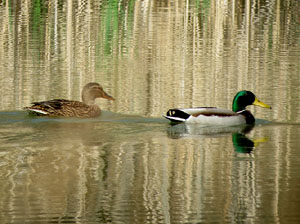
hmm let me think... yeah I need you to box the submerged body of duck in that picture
[163,90,271,125]
[24,82,114,118]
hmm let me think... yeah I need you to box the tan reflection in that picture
[0,122,300,222]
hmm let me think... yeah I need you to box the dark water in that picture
[0,0,300,223]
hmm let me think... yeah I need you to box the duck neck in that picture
[238,110,255,124]
[82,93,95,105]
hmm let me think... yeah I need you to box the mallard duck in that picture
[24,82,114,118]
[163,90,271,125]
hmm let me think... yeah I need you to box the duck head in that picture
[232,90,271,112]
[82,82,115,105]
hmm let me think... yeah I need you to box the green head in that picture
[232,90,271,112]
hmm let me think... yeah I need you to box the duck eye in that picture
[93,86,101,90]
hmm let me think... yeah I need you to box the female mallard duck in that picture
[25,82,114,118]
[163,90,271,125]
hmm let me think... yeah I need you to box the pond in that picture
[0,0,299,223]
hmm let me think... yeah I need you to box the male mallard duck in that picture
[163,90,271,125]
[25,82,114,118]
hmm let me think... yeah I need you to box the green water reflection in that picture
[0,0,300,223]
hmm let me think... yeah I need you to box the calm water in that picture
[0,0,300,223]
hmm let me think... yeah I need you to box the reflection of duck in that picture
[167,123,267,153]
[167,123,254,139]
[232,133,268,153]
[24,83,114,118]
[232,131,255,154]
[164,91,271,125]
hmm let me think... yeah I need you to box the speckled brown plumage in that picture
[24,82,114,118]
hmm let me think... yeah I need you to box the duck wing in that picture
[179,107,237,116]
[31,99,70,109]
[25,99,100,118]
[163,107,242,124]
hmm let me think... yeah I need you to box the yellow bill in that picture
[253,97,272,109]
